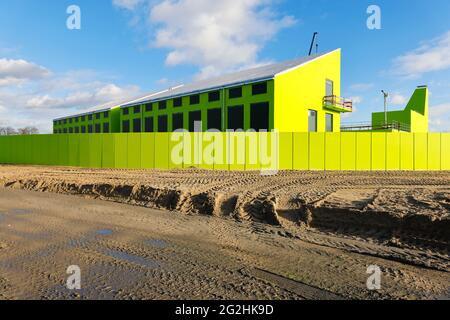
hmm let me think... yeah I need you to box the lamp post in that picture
[381,90,389,127]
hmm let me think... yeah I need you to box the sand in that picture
[0,165,449,299]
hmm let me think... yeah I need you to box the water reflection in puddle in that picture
[104,249,161,269]
[144,239,169,249]
[96,229,113,236]
[9,208,33,215]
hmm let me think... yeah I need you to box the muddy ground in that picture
[0,165,449,299]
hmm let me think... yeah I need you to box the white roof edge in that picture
[274,48,341,77]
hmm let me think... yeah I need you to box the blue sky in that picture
[0,0,449,132]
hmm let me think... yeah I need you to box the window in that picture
[325,114,333,132]
[63,128,67,134]
[122,120,130,133]
[207,109,222,131]
[81,116,85,121]
[208,91,220,102]
[81,126,86,134]
[227,105,244,130]
[173,97,182,108]
[172,113,184,131]
[123,108,129,115]
[144,117,154,132]
[252,82,267,95]
[159,101,167,110]
[308,110,317,132]
[326,80,334,97]
[133,118,141,133]
[95,124,101,133]
[158,115,168,132]
[190,94,200,105]
[96,113,100,120]
[189,111,202,132]
[64,119,67,124]
[250,102,269,131]
[69,118,73,124]
[229,87,242,99]
[104,111,109,118]
[69,127,73,133]
[103,122,110,133]
[134,105,141,114]
[75,117,79,123]
[75,127,79,134]
[88,114,93,121]
[145,103,153,112]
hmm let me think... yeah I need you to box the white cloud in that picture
[118,0,296,79]
[429,103,450,132]
[25,84,141,109]
[113,0,143,10]
[0,58,50,87]
[389,93,408,106]
[393,30,450,77]
[0,57,141,133]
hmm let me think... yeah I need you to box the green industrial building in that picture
[54,50,351,134]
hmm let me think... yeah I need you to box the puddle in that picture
[9,208,33,215]
[96,229,113,236]
[104,249,162,269]
[144,239,169,249]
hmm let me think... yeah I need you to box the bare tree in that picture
[0,126,39,135]
[17,126,39,135]
[0,127,17,136]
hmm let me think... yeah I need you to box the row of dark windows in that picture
[54,112,109,126]
[54,123,110,134]
[121,82,268,116]
[121,102,269,133]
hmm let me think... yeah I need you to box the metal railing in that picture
[341,121,411,132]
[323,95,353,112]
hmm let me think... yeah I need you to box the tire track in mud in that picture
[0,166,449,273]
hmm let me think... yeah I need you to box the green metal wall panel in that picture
[371,133,386,171]
[386,133,400,170]
[155,133,169,169]
[427,133,441,171]
[356,133,371,171]
[58,135,69,166]
[68,135,79,167]
[400,133,414,170]
[442,133,450,170]
[0,133,449,172]
[414,133,428,170]
[213,133,228,171]
[309,133,325,170]
[293,133,309,170]
[127,134,141,169]
[141,133,155,169]
[325,133,341,170]
[340,132,356,171]
[200,132,215,170]
[278,133,293,170]
[89,135,102,168]
[228,132,245,171]
[102,134,115,168]
[114,134,128,169]
[79,135,90,168]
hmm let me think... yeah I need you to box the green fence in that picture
[0,132,449,171]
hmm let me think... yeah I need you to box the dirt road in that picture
[0,188,448,300]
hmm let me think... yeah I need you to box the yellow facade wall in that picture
[274,49,342,133]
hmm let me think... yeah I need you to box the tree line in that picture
[0,126,39,136]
